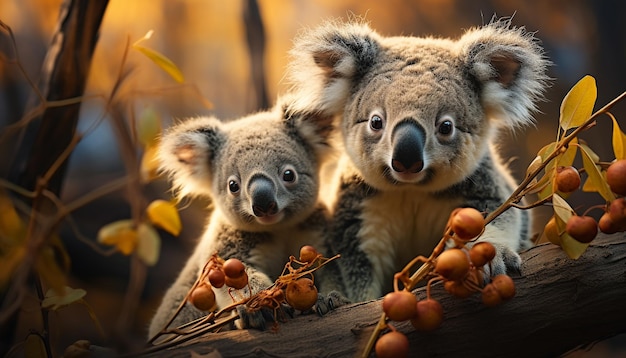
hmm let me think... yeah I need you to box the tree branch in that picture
[141,232,626,358]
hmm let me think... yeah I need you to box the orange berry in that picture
[223,258,246,279]
[491,274,516,301]
[189,283,216,311]
[555,166,581,193]
[208,269,225,288]
[598,213,619,234]
[565,216,598,243]
[469,242,496,267]
[225,271,249,290]
[410,299,443,331]
[544,216,562,245]
[375,331,409,358]
[382,291,417,321]
[481,283,502,307]
[607,160,626,196]
[444,280,474,298]
[299,245,319,263]
[450,208,485,240]
[285,278,318,311]
[435,248,470,282]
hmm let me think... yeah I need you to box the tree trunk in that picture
[142,232,626,358]
[14,0,109,195]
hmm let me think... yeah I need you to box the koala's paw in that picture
[235,303,295,330]
[482,243,522,280]
[314,291,352,316]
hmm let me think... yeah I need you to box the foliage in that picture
[0,20,202,357]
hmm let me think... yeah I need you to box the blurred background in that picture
[1,0,625,356]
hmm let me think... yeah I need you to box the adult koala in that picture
[287,18,550,302]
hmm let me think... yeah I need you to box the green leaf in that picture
[580,144,615,202]
[133,30,184,83]
[559,75,597,132]
[137,223,161,266]
[41,286,86,310]
[610,114,626,160]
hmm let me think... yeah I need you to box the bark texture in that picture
[141,232,626,358]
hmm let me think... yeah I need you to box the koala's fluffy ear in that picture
[456,17,550,129]
[158,116,224,198]
[287,20,380,115]
[280,94,335,160]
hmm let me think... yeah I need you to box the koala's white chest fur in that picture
[357,188,462,292]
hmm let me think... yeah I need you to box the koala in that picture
[286,17,550,302]
[147,97,333,339]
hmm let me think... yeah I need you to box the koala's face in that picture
[342,43,490,191]
[288,19,549,192]
[159,105,331,231]
[213,114,320,230]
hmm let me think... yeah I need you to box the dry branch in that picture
[140,232,626,358]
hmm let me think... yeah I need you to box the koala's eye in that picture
[438,120,453,135]
[228,179,240,194]
[283,168,297,184]
[369,114,384,131]
[436,116,455,139]
[282,169,296,182]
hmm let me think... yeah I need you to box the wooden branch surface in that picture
[143,233,626,358]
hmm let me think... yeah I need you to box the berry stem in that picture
[484,90,626,227]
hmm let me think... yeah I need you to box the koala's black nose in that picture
[391,120,425,173]
[248,175,278,217]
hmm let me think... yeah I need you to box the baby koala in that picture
[147,97,333,339]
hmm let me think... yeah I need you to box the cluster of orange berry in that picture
[189,246,324,318]
[188,255,249,311]
[374,208,516,357]
[548,159,626,245]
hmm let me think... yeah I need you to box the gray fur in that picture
[148,97,333,338]
[287,17,549,302]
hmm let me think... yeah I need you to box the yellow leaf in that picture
[25,334,47,358]
[537,141,557,162]
[560,233,590,260]
[137,223,161,266]
[580,144,616,202]
[556,138,578,168]
[137,107,161,148]
[97,220,139,255]
[610,113,626,160]
[41,286,86,310]
[559,75,597,132]
[550,197,590,259]
[525,155,543,178]
[551,193,575,224]
[0,191,26,245]
[536,141,557,201]
[133,30,184,83]
[141,144,161,183]
[146,199,182,236]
